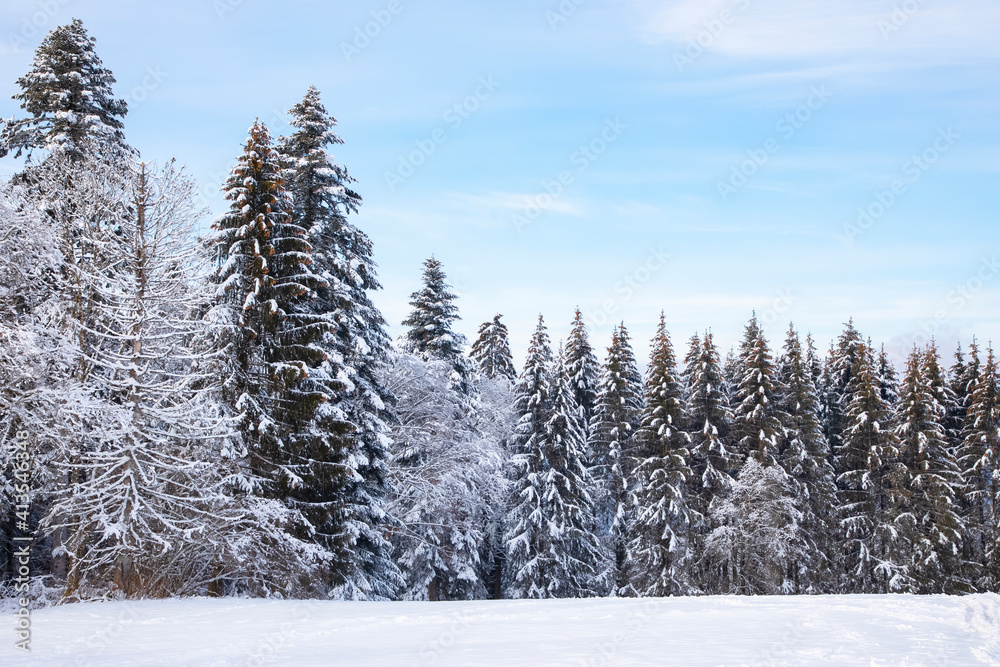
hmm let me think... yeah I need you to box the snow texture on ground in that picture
[3,593,999,666]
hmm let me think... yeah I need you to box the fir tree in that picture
[685,331,736,501]
[628,314,695,597]
[877,344,900,407]
[777,325,838,592]
[0,19,128,162]
[277,87,401,599]
[565,308,601,431]
[957,344,1000,591]
[894,346,967,593]
[824,320,864,464]
[470,314,516,382]
[836,342,910,593]
[209,120,353,592]
[401,257,471,394]
[588,323,644,595]
[730,314,785,467]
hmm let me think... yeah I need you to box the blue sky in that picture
[2,0,998,367]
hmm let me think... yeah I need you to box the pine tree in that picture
[824,320,864,462]
[731,314,785,467]
[277,87,401,599]
[565,308,601,431]
[894,346,967,593]
[777,325,839,592]
[504,316,551,597]
[957,344,1000,591]
[209,120,353,593]
[877,344,900,407]
[470,314,516,382]
[683,331,735,593]
[588,323,644,595]
[401,257,471,394]
[952,339,981,437]
[685,331,736,502]
[836,342,910,593]
[628,313,695,597]
[0,19,128,162]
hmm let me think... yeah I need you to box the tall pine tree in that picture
[277,87,401,599]
[470,314,516,382]
[628,313,695,597]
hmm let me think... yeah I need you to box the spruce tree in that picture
[894,346,967,593]
[777,325,838,592]
[504,316,551,597]
[628,313,695,596]
[685,331,736,501]
[836,342,910,593]
[877,343,900,407]
[957,344,1000,591]
[683,331,735,593]
[277,87,401,599]
[210,120,353,592]
[0,19,128,162]
[824,320,864,464]
[565,308,601,430]
[470,314,516,381]
[588,323,644,595]
[401,257,471,394]
[731,314,785,467]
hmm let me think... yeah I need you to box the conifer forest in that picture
[2,18,999,618]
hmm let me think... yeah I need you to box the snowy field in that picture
[3,594,1000,666]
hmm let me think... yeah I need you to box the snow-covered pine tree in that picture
[504,321,604,599]
[683,331,736,593]
[277,86,401,600]
[894,346,968,593]
[824,320,864,466]
[470,314,517,382]
[209,120,354,594]
[628,313,695,597]
[922,339,962,450]
[684,331,736,503]
[0,19,128,163]
[876,343,900,407]
[730,314,785,467]
[400,257,471,394]
[588,323,644,595]
[565,308,602,431]
[776,325,838,593]
[952,339,981,438]
[504,315,553,598]
[957,343,1000,591]
[836,342,910,593]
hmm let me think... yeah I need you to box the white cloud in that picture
[632,0,1000,61]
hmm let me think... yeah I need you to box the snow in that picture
[3,594,999,666]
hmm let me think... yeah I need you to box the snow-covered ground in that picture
[3,594,999,666]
